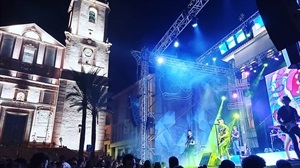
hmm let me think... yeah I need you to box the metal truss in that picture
[157,55,232,76]
[235,47,279,70]
[227,101,244,110]
[196,11,261,63]
[140,61,148,161]
[132,0,211,162]
[221,82,250,91]
[152,0,210,55]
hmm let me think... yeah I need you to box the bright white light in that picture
[221,96,226,101]
[212,57,217,62]
[244,71,250,77]
[192,23,198,27]
[157,57,164,64]
[174,41,179,48]
[232,93,238,99]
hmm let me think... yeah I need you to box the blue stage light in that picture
[174,40,179,48]
[157,57,164,64]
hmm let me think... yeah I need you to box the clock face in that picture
[83,48,93,57]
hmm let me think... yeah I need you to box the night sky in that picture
[0,0,258,94]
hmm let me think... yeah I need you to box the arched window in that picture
[23,30,41,41]
[88,7,97,23]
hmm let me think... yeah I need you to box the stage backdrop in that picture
[265,67,300,125]
[154,65,228,162]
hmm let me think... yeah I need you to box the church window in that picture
[44,46,56,67]
[0,34,16,58]
[16,92,26,101]
[88,7,97,23]
[42,91,55,105]
[22,45,36,64]
[23,30,41,41]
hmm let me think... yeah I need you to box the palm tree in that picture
[66,67,111,161]
[65,67,98,160]
[86,73,110,160]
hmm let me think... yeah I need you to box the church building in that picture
[0,0,111,151]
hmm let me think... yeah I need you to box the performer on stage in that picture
[185,130,196,166]
[231,125,241,155]
[217,118,231,160]
[284,133,300,159]
[284,134,293,159]
[277,96,300,159]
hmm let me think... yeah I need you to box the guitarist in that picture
[277,96,300,159]
[185,130,195,166]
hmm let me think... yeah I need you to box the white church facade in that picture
[0,0,111,151]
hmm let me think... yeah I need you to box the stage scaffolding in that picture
[131,0,276,161]
[132,0,211,161]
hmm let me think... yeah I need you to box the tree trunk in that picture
[78,101,87,160]
[90,109,97,162]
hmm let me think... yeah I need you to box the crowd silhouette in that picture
[0,151,296,168]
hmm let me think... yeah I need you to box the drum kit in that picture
[269,125,287,151]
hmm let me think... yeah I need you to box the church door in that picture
[1,113,27,146]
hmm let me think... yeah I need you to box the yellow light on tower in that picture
[234,112,240,119]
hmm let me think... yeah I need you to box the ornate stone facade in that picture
[0,0,111,151]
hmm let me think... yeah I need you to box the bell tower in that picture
[52,0,111,150]
[63,0,111,76]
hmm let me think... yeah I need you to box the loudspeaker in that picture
[146,117,155,129]
[256,0,300,51]
[282,42,300,69]
[129,96,141,127]
[199,153,221,167]
[199,153,211,166]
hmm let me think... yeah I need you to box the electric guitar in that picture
[280,119,299,133]
[185,138,195,148]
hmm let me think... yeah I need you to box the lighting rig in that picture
[131,0,212,161]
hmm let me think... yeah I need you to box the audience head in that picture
[241,155,266,168]
[29,152,49,168]
[276,159,292,168]
[168,156,179,168]
[154,162,161,168]
[122,154,136,168]
[219,159,235,168]
[143,160,151,168]
[161,162,166,168]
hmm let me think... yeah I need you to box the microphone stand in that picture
[259,113,272,151]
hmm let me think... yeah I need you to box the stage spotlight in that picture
[263,63,268,67]
[274,57,279,61]
[221,96,226,101]
[234,112,240,119]
[174,40,179,48]
[243,71,250,78]
[212,57,217,62]
[253,70,257,73]
[192,17,198,27]
[205,63,209,65]
[232,92,238,99]
[157,57,164,64]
